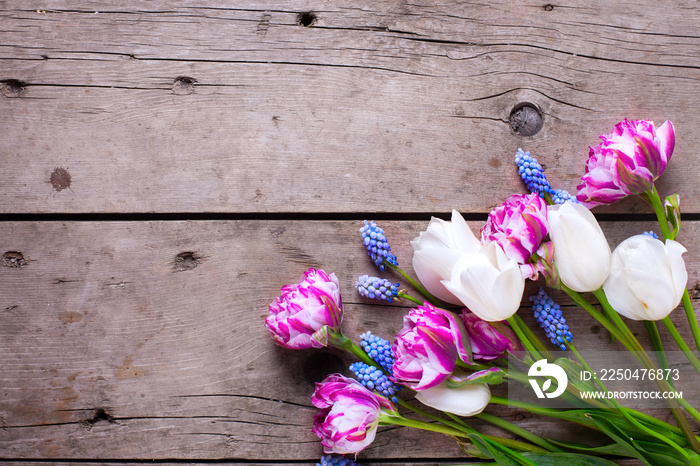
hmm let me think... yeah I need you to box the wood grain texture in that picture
[2,1,700,464]
[1,220,698,460]
[0,1,699,213]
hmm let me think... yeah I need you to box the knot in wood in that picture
[172,76,196,96]
[1,79,26,98]
[510,103,543,136]
[297,11,317,27]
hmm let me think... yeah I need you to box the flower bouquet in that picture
[265,118,700,465]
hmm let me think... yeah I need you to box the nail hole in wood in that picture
[50,167,72,192]
[303,352,344,385]
[543,4,554,11]
[81,408,114,428]
[2,252,26,268]
[1,79,26,98]
[297,11,317,27]
[174,252,199,271]
[509,102,543,136]
[172,76,196,96]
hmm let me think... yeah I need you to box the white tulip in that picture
[603,235,687,321]
[547,202,611,292]
[415,379,490,417]
[441,242,525,322]
[411,210,481,304]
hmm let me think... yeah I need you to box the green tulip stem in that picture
[645,184,672,240]
[681,290,700,354]
[512,313,553,357]
[506,316,540,357]
[397,291,424,305]
[325,330,389,374]
[475,411,563,453]
[645,320,672,386]
[394,399,547,454]
[567,341,690,459]
[563,286,700,451]
[379,412,471,438]
[383,261,444,307]
[661,316,700,374]
[590,288,700,452]
[645,185,700,353]
[562,286,632,348]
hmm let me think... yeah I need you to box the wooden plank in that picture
[1,219,698,460]
[1,1,699,214]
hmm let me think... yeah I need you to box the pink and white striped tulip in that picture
[312,374,398,455]
[392,303,472,390]
[481,193,549,265]
[460,310,521,361]
[577,119,675,207]
[265,268,343,350]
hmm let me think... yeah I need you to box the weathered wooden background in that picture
[1,1,699,464]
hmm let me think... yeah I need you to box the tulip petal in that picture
[450,209,482,253]
[412,217,452,250]
[665,239,688,304]
[412,248,463,304]
[489,265,526,320]
[442,256,496,317]
[415,380,491,417]
[604,235,687,321]
[604,272,647,320]
[655,120,675,166]
[548,203,611,292]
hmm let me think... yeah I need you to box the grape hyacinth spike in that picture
[355,275,400,303]
[317,455,364,466]
[531,287,573,351]
[349,361,400,404]
[360,220,398,271]
[515,148,577,204]
[360,331,396,374]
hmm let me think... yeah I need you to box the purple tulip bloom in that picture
[577,119,675,207]
[481,193,549,265]
[312,374,398,455]
[265,268,343,349]
[460,310,521,361]
[391,303,472,390]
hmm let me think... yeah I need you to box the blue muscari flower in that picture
[515,148,577,204]
[350,361,399,404]
[642,230,659,239]
[317,455,363,466]
[360,220,398,271]
[550,188,578,205]
[530,287,572,351]
[355,275,400,303]
[360,331,395,374]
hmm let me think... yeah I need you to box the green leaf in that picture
[456,436,493,459]
[587,414,650,465]
[665,193,681,239]
[634,440,688,466]
[446,367,506,387]
[520,452,620,466]
[467,434,534,466]
[552,357,601,398]
[546,438,635,457]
